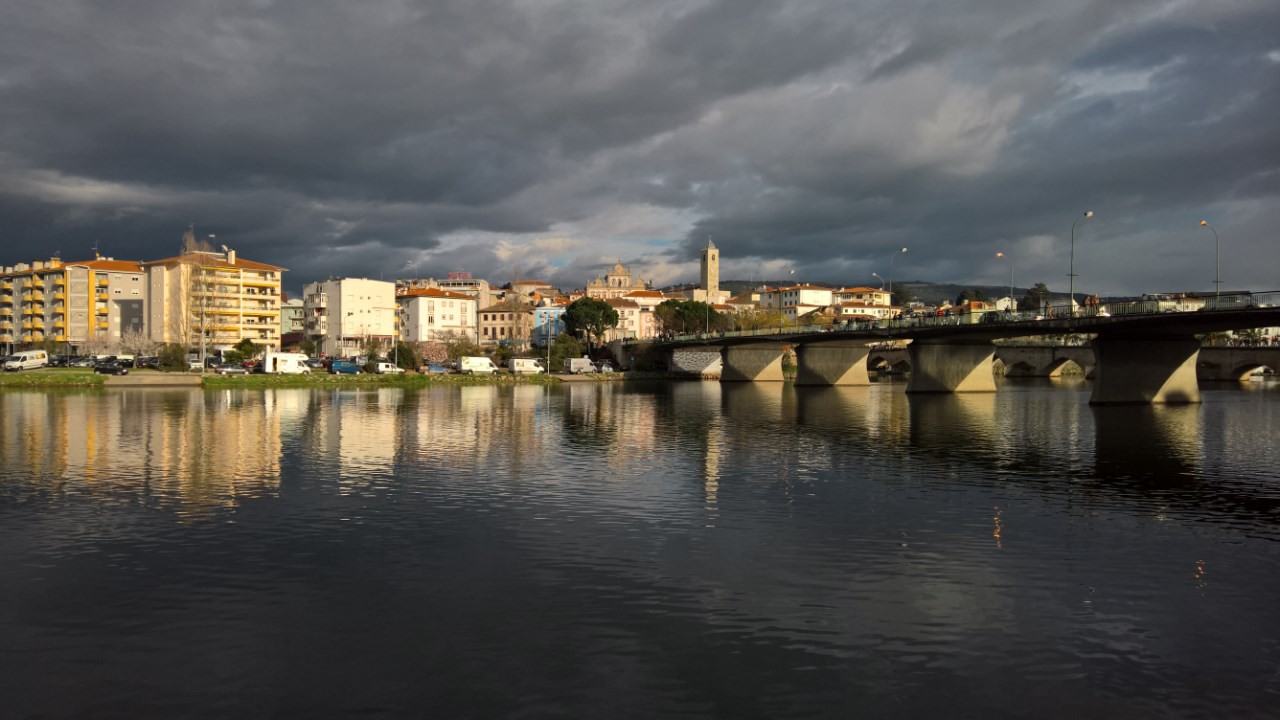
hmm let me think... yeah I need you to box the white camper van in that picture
[260,352,311,374]
[3,350,49,371]
[510,358,545,374]
[563,357,594,374]
[458,356,500,375]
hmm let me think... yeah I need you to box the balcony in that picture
[21,321,33,330]
[52,333,66,342]
[1,281,11,290]
[95,305,109,315]
[96,277,109,287]
[53,291,65,300]
[53,319,65,329]
[0,321,11,330]
[96,293,108,301]
[96,320,109,330]
[0,307,11,316]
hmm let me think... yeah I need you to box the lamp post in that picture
[1200,220,1220,305]
[996,251,1013,313]
[1068,211,1093,317]
[872,272,885,290]
[888,247,907,299]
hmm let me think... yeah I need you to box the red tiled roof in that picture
[398,287,473,300]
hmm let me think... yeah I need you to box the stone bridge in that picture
[627,296,1280,404]
[865,345,1278,381]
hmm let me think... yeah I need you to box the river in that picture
[2,379,1279,718]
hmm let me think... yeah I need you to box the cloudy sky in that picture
[2,0,1277,298]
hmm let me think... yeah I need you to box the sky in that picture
[1,0,1277,299]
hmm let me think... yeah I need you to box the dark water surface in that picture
[2,379,1279,718]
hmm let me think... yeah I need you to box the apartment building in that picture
[302,278,397,358]
[479,300,534,347]
[143,249,286,355]
[397,287,478,344]
[0,257,145,354]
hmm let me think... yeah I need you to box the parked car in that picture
[304,358,327,370]
[594,360,616,373]
[328,359,361,375]
[93,361,129,376]
[214,364,249,375]
[136,356,159,369]
[69,356,96,368]
[422,363,449,374]
[374,362,405,375]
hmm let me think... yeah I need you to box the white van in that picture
[564,357,594,374]
[510,358,545,374]
[374,362,404,375]
[3,350,49,372]
[458,356,499,375]
[261,352,312,375]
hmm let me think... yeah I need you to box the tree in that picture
[234,337,260,360]
[393,341,419,370]
[654,299,726,335]
[299,336,317,358]
[158,343,188,371]
[549,333,583,371]
[1021,282,1051,312]
[435,330,482,362]
[890,288,912,308]
[955,289,987,305]
[563,297,619,349]
[119,326,157,357]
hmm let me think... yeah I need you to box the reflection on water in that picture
[2,380,1280,718]
[0,389,283,517]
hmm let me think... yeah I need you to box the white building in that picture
[397,287,478,343]
[831,286,896,320]
[760,285,835,322]
[303,278,397,358]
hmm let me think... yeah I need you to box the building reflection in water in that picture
[0,389,282,517]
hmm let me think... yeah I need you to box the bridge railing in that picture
[637,291,1280,345]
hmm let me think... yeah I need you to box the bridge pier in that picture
[906,341,997,394]
[1090,336,1201,404]
[794,344,871,386]
[721,344,786,382]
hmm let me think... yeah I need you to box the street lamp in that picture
[888,247,907,298]
[872,272,885,290]
[1068,210,1093,317]
[996,251,1013,313]
[1200,220,1220,305]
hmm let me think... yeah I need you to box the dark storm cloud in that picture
[1,0,1277,296]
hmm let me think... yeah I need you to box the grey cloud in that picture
[1,0,1277,297]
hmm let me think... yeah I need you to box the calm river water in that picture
[2,379,1279,718]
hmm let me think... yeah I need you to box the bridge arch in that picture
[1227,363,1276,381]
[1003,360,1037,377]
[1043,357,1085,377]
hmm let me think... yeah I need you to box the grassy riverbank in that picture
[0,368,105,387]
